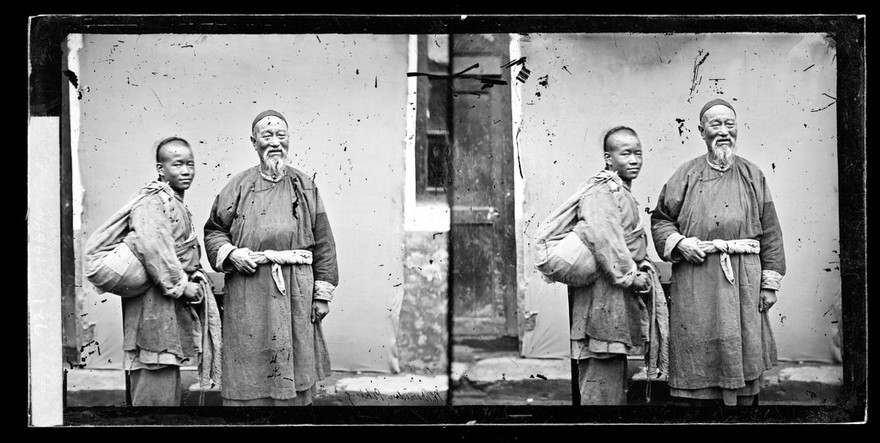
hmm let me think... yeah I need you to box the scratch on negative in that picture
[810,93,837,112]
[515,126,525,179]
[688,51,710,101]
[152,89,164,107]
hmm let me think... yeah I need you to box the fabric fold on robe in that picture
[640,261,669,379]
[192,270,222,392]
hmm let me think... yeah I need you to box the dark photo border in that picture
[26,14,866,426]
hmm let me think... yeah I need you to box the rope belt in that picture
[250,249,313,295]
[696,239,760,284]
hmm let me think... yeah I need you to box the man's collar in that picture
[259,165,287,183]
[705,153,735,172]
[595,169,631,190]
[260,171,286,183]
[146,180,173,194]
[596,169,618,182]
[144,180,183,201]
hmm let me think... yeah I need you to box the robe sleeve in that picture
[310,185,339,301]
[758,174,786,290]
[651,177,687,263]
[123,194,188,298]
[572,184,637,288]
[203,184,239,273]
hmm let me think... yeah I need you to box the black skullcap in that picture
[251,109,288,131]
[699,98,736,122]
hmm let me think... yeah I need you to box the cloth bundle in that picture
[83,182,172,297]
[533,172,619,287]
[535,222,599,287]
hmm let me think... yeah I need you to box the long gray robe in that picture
[204,165,338,401]
[651,154,785,397]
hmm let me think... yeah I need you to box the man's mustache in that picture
[262,150,288,162]
[712,136,735,148]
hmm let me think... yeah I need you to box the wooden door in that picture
[450,34,517,337]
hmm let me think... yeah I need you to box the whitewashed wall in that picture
[73,34,409,373]
[517,33,840,363]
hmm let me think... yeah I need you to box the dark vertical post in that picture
[444,33,455,407]
[569,290,579,406]
[62,369,67,409]
[125,370,132,407]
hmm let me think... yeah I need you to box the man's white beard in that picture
[262,152,288,177]
[711,142,735,167]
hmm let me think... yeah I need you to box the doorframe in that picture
[509,34,528,349]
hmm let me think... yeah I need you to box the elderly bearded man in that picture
[204,110,339,406]
[651,98,786,406]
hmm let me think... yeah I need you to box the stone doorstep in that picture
[65,369,128,392]
[64,367,223,390]
[183,373,450,403]
[625,361,843,405]
[630,361,844,385]
[455,356,843,385]
[65,368,449,407]
[452,357,571,385]
[314,373,449,406]
[451,358,572,406]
